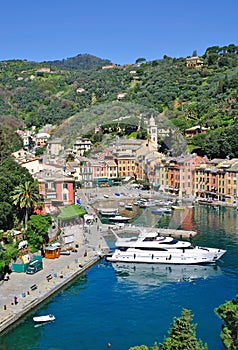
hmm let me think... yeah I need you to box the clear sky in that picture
[1,0,238,65]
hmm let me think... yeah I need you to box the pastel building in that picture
[72,137,92,156]
[66,159,93,187]
[34,169,75,214]
[35,132,50,148]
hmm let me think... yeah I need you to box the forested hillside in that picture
[43,53,112,71]
[1,45,238,157]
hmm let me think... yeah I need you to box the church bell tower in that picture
[147,115,158,150]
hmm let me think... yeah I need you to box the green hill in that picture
[43,53,112,71]
[1,44,238,157]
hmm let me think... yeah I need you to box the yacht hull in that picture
[106,247,226,265]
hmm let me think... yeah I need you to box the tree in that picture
[11,180,43,229]
[159,309,208,350]
[25,214,51,250]
[0,202,13,231]
[135,58,146,64]
[215,295,238,350]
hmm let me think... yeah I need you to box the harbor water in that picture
[1,204,238,350]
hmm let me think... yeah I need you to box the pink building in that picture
[34,169,75,214]
[91,160,108,181]
[176,154,208,196]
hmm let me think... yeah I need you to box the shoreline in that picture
[0,220,110,335]
[0,255,102,335]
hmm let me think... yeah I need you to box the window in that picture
[47,193,56,199]
[63,183,68,189]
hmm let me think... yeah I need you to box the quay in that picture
[108,225,197,239]
[0,220,110,334]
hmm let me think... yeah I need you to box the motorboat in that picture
[33,314,55,323]
[151,208,171,214]
[125,204,133,210]
[171,205,185,210]
[98,208,119,216]
[109,215,130,223]
[106,229,226,265]
[139,202,148,208]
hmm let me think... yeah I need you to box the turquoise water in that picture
[1,204,238,350]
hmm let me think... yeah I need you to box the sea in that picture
[1,203,238,350]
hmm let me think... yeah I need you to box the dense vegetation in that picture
[43,53,111,71]
[129,309,207,350]
[1,45,238,157]
[215,295,238,349]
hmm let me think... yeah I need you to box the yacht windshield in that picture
[160,239,178,245]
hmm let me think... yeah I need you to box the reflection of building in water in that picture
[173,208,195,232]
[193,205,238,234]
[111,262,222,290]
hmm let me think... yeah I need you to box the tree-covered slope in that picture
[1,44,238,146]
[43,53,112,71]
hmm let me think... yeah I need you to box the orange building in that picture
[44,246,60,259]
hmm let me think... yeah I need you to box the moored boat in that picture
[108,215,130,223]
[106,229,226,265]
[98,208,119,216]
[151,207,171,214]
[125,204,133,210]
[171,205,185,210]
[33,314,55,323]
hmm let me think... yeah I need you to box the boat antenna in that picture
[109,228,120,240]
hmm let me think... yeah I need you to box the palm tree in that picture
[11,180,43,229]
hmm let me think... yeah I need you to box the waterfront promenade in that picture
[0,219,110,334]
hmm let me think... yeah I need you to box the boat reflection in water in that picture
[111,262,223,288]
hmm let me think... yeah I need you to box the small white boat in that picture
[98,208,118,216]
[109,215,130,222]
[125,204,133,210]
[171,205,185,210]
[33,314,55,323]
[151,207,171,214]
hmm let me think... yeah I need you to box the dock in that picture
[106,225,197,239]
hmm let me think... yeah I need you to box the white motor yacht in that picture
[106,229,226,265]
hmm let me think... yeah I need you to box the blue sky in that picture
[1,0,238,64]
